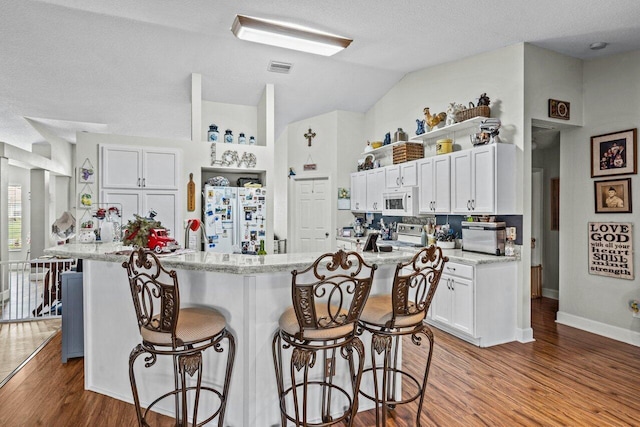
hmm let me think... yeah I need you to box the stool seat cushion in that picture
[360,294,424,328]
[279,306,355,340]
[141,307,226,346]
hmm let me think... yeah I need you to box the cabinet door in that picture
[470,145,495,214]
[100,190,142,227]
[418,159,434,213]
[451,276,474,335]
[450,151,472,213]
[143,191,179,239]
[142,148,180,190]
[400,161,418,187]
[351,172,367,212]
[385,165,401,189]
[366,169,385,212]
[101,146,142,189]
[431,276,452,325]
[432,155,451,213]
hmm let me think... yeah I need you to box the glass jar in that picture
[238,133,247,144]
[224,129,234,143]
[207,124,219,142]
[257,240,267,255]
[249,136,256,145]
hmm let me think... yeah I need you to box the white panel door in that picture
[431,277,452,325]
[451,276,474,335]
[450,151,472,213]
[350,172,367,212]
[101,146,141,189]
[432,155,451,213]
[143,191,179,241]
[295,178,332,253]
[142,149,180,190]
[400,161,418,187]
[366,168,385,212]
[418,158,434,213]
[471,145,496,213]
[100,190,142,228]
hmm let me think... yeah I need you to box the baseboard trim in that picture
[542,288,559,300]
[516,328,535,343]
[556,311,640,347]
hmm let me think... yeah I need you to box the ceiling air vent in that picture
[268,61,292,74]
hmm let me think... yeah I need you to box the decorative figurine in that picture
[477,93,491,106]
[445,102,464,126]
[416,119,426,135]
[383,132,391,145]
[424,107,447,130]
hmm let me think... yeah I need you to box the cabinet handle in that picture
[396,177,400,186]
[137,178,141,187]
[450,279,454,291]
[471,199,475,210]
[447,266,456,272]
[467,200,471,210]
[432,201,435,211]
[142,178,146,188]
[401,177,404,185]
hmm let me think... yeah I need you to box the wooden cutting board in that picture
[187,173,195,211]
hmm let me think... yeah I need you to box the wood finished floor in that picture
[1,298,639,426]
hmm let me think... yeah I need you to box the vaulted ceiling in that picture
[2,0,640,151]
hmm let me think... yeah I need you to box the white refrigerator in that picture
[203,186,267,254]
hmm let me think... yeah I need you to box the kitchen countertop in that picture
[336,236,519,265]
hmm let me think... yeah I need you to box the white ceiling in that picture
[2,0,640,150]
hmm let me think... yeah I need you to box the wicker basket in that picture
[455,105,490,122]
[392,142,424,164]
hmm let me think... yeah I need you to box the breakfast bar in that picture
[45,243,517,426]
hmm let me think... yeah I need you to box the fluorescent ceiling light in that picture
[231,15,352,56]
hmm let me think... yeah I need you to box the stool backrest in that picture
[123,248,181,345]
[389,245,448,328]
[291,250,377,341]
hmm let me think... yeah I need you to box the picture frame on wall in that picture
[591,128,637,177]
[594,178,632,214]
[548,99,570,120]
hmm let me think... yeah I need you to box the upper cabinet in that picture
[418,155,451,213]
[450,144,515,215]
[350,171,367,212]
[366,168,386,212]
[101,145,180,190]
[385,161,418,189]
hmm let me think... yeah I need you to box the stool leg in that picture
[414,324,435,427]
[347,337,365,427]
[218,329,236,427]
[289,347,314,425]
[272,331,287,427]
[178,352,203,427]
[129,344,151,427]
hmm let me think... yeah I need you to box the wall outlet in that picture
[506,227,517,241]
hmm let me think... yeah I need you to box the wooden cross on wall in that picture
[304,128,316,146]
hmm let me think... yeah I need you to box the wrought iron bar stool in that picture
[272,249,377,426]
[123,248,235,427]
[358,245,447,426]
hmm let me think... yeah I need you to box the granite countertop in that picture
[45,241,516,275]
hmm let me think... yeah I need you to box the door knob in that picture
[325,232,329,237]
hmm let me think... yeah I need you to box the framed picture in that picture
[591,128,637,177]
[594,178,632,213]
[548,99,570,120]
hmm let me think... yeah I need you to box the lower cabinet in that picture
[61,271,84,363]
[428,260,517,347]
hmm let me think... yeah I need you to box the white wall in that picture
[557,49,640,345]
[7,165,31,261]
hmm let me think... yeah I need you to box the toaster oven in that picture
[462,221,506,256]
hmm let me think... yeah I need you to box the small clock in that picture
[548,99,570,120]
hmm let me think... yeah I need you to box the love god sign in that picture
[588,222,634,280]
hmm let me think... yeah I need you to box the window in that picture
[8,185,22,250]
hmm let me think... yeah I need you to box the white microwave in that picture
[382,187,418,216]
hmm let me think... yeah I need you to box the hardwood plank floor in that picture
[1,298,639,426]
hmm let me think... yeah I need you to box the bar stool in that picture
[358,245,447,426]
[272,250,377,426]
[123,248,235,427]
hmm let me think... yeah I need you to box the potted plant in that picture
[434,228,456,249]
[122,214,164,248]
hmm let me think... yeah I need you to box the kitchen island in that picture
[45,243,516,426]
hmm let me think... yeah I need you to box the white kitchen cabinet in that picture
[350,171,367,212]
[385,161,418,189]
[100,189,180,239]
[431,262,474,336]
[450,144,515,215]
[418,155,451,213]
[366,168,386,212]
[427,259,517,347]
[101,145,180,190]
